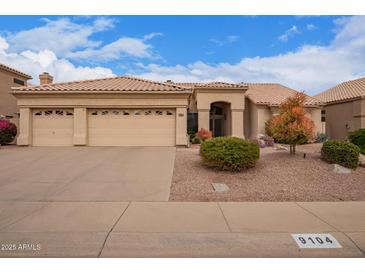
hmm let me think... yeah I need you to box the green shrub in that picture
[321,140,360,169]
[200,137,260,171]
[348,128,365,155]
[191,136,202,144]
[0,119,17,145]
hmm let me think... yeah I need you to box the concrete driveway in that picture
[0,146,176,202]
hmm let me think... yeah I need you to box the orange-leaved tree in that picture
[265,92,315,154]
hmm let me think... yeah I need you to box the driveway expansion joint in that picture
[217,202,233,232]
[294,202,340,231]
[97,201,131,257]
[0,202,50,231]
[343,233,365,255]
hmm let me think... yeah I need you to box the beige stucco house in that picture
[0,63,32,126]
[315,77,365,140]
[11,73,322,147]
[173,81,322,139]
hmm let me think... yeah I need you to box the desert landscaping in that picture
[170,143,365,202]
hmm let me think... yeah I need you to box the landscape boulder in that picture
[331,164,352,174]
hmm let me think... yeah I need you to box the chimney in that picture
[39,72,53,85]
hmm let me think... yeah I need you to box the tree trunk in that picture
[289,144,296,155]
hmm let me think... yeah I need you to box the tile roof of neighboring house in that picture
[0,63,32,79]
[314,77,365,104]
[12,76,192,94]
[243,83,320,106]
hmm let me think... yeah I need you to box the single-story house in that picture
[172,81,322,139]
[11,73,322,147]
[315,77,365,140]
[0,63,32,126]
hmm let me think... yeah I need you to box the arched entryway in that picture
[209,102,231,137]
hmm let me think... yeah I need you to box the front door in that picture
[210,106,224,137]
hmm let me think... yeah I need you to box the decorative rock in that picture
[212,183,229,192]
[275,144,288,151]
[359,154,365,167]
[331,164,352,174]
[258,139,266,148]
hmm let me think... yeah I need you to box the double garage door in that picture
[32,108,176,146]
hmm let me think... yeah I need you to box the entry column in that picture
[17,107,32,146]
[198,109,210,131]
[176,107,188,146]
[73,107,87,145]
[231,108,245,139]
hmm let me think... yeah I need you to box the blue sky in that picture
[0,16,364,95]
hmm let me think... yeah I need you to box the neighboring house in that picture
[0,63,32,125]
[315,77,365,140]
[11,73,322,147]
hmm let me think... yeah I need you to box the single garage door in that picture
[32,109,74,146]
[88,108,176,146]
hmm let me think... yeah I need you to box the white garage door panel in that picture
[32,109,74,146]
[88,109,175,146]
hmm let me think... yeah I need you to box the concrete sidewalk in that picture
[0,201,364,257]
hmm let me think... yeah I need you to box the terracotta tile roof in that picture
[0,63,32,79]
[243,83,320,106]
[172,81,245,89]
[12,76,192,94]
[314,77,365,104]
[168,82,199,88]
[195,81,245,89]
[174,81,320,106]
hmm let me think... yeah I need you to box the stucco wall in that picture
[195,89,245,138]
[14,93,190,146]
[325,99,365,140]
[306,107,323,135]
[244,98,251,138]
[245,100,322,139]
[0,70,29,126]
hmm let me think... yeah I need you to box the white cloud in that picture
[0,17,161,83]
[278,25,300,42]
[0,36,115,84]
[68,35,160,61]
[306,24,316,31]
[5,17,158,63]
[136,16,365,95]
[143,32,163,41]
[209,35,240,46]
[6,17,115,57]
[226,35,240,43]
[0,36,9,52]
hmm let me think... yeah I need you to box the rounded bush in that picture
[0,119,17,145]
[200,137,260,171]
[321,140,360,169]
[348,128,365,155]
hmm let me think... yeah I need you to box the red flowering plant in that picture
[196,128,213,142]
[265,93,315,154]
[0,118,17,145]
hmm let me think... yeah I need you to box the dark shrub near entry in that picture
[200,137,260,172]
[348,128,365,155]
[0,119,17,145]
[321,140,360,169]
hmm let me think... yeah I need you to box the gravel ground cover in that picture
[169,143,365,201]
